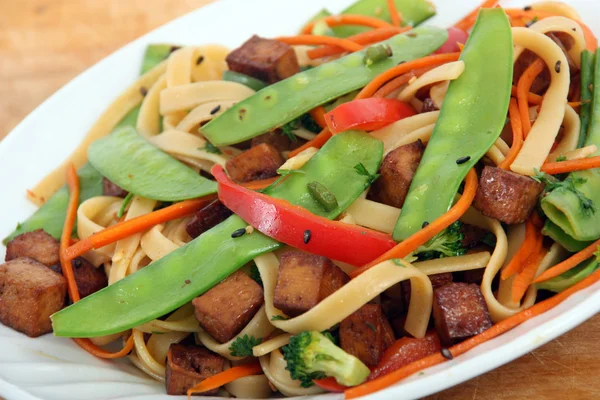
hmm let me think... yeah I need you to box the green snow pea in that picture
[584,49,600,151]
[140,44,175,74]
[88,127,217,202]
[201,26,447,146]
[394,9,513,241]
[577,50,595,148]
[52,131,383,337]
[222,70,268,91]
[537,258,599,293]
[542,220,593,252]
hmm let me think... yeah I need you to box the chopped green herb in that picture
[354,162,380,186]
[281,120,300,142]
[307,181,339,212]
[363,44,393,67]
[199,142,222,154]
[555,155,567,162]
[365,322,377,332]
[229,334,262,357]
[392,258,408,267]
[534,170,595,215]
[300,113,322,133]
[271,315,289,321]
[117,192,134,218]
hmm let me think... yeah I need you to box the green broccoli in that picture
[413,221,466,261]
[282,331,370,388]
[228,334,262,357]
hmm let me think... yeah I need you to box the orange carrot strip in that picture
[511,85,543,104]
[386,0,402,27]
[310,105,328,129]
[300,15,393,35]
[277,35,363,52]
[511,246,548,304]
[541,155,600,174]
[64,196,216,260]
[577,19,598,52]
[60,164,82,303]
[307,27,407,59]
[288,128,332,158]
[345,264,600,399]
[534,238,600,283]
[372,66,434,98]
[187,362,263,398]
[350,168,478,278]
[517,58,545,138]
[454,0,499,31]
[500,216,540,280]
[510,17,526,28]
[355,53,461,100]
[73,336,135,359]
[241,177,279,190]
[499,98,524,170]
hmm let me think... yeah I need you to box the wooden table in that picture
[2,1,599,399]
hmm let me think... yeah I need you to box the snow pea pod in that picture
[537,258,599,293]
[394,9,513,241]
[88,127,217,201]
[140,44,174,74]
[52,131,383,337]
[201,26,447,146]
[542,220,593,252]
[222,70,268,91]
[577,50,595,148]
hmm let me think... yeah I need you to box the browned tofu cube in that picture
[225,143,284,183]
[49,257,108,299]
[340,304,394,367]
[474,166,544,224]
[402,273,453,307]
[185,200,232,239]
[460,224,488,249]
[102,177,128,198]
[368,140,424,208]
[226,35,300,83]
[433,282,492,345]
[165,344,225,395]
[273,252,348,317]
[0,258,66,337]
[192,271,263,343]
[251,130,304,152]
[5,229,60,267]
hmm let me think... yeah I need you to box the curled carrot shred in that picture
[500,216,541,280]
[187,362,262,398]
[517,58,545,138]
[386,0,402,27]
[454,0,499,31]
[307,27,407,59]
[288,128,332,158]
[277,35,363,52]
[498,98,524,170]
[534,238,600,283]
[300,14,393,35]
[541,155,600,174]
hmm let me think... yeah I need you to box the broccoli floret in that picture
[282,331,370,388]
[228,334,262,357]
[414,221,466,260]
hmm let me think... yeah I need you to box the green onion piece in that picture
[363,44,392,67]
[222,70,268,92]
[307,181,339,212]
[117,193,134,218]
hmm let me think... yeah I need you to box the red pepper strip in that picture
[212,165,396,266]
[325,98,417,135]
[314,377,349,392]
[368,331,440,381]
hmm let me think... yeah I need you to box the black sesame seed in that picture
[139,87,148,97]
[398,61,406,65]
[169,45,181,54]
[303,230,312,244]
[572,27,577,31]
[422,221,430,229]
[441,348,453,360]
[210,105,221,115]
[185,279,191,284]
[231,228,246,238]
[523,5,532,11]
[456,156,471,165]
[196,55,205,65]
[555,60,561,73]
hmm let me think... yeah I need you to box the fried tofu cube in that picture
[251,130,304,152]
[402,272,453,307]
[273,252,348,317]
[340,304,395,367]
[192,271,263,343]
[474,166,544,224]
[49,257,107,299]
[226,35,300,83]
[0,258,66,337]
[185,200,232,239]
[225,143,284,183]
[368,140,424,208]
[165,344,225,395]
[432,282,492,345]
[102,177,128,198]
[5,229,60,267]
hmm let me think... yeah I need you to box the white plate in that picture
[0,0,598,399]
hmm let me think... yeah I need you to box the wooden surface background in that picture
[2,0,599,399]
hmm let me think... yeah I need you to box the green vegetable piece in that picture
[537,258,599,293]
[52,131,382,337]
[229,334,262,357]
[117,193,134,219]
[414,221,466,260]
[222,70,268,92]
[282,331,370,387]
[88,127,217,201]
[307,181,339,212]
[140,44,176,74]
[394,9,513,240]
[584,49,600,149]
[305,8,332,24]
[201,27,447,146]
[333,0,436,37]
[577,50,595,148]
[363,44,392,67]
[542,220,594,252]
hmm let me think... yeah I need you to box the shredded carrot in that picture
[241,177,279,190]
[511,245,548,304]
[454,0,499,31]
[64,196,216,260]
[534,238,600,283]
[310,105,328,129]
[300,14,394,35]
[73,335,135,359]
[500,216,541,280]
[187,362,263,398]
[288,128,332,158]
[355,52,461,100]
[511,86,542,104]
[307,27,407,59]
[350,168,478,278]
[510,17,526,28]
[577,19,598,52]
[345,264,600,398]
[517,58,545,138]
[372,66,434,98]
[541,155,600,175]
[386,0,402,27]
[277,35,363,52]
[499,99,524,170]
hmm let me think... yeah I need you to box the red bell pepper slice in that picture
[325,98,417,134]
[212,165,396,266]
[434,27,469,54]
[314,377,349,392]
